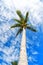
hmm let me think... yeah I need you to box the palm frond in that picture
[11,61,18,65]
[16,10,24,20]
[15,28,23,37]
[10,24,21,28]
[13,19,22,24]
[27,25,37,32]
[25,12,29,23]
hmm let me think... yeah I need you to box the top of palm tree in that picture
[11,10,37,37]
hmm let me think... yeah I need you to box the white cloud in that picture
[3,0,14,9]
[28,56,32,61]
[32,51,38,55]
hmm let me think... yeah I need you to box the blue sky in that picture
[0,0,43,65]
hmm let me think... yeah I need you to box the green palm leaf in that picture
[11,61,18,65]
[27,25,37,32]
[13,19,22,24]
[16,10,24,20]
[25,12,29,23]
[11,24,21,28]
[15,28,23,37]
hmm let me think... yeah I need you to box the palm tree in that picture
[11,10,37,65]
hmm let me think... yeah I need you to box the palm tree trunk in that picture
[18,28,28,65]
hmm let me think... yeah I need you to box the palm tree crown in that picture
[11,10,37,37]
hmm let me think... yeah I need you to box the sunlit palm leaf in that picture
[16,10,24,20]
[14,19,22,24]
[15,28,23,37]
[27,25,37,32]
[11,61,18,65]
[25,12,29,23]
[11,24,21,28]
